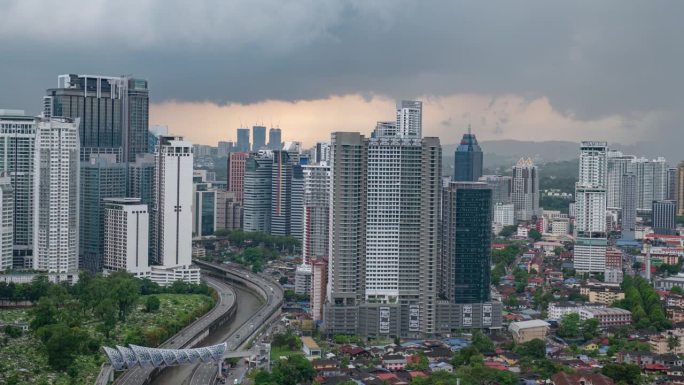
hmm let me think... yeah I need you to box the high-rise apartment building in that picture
[252,126,266,151]
[0,177,13,272]
[302,163,330,264]
[313,142,331,164]
[79,154,127,272]
[268,128,282,150]
[633,157,668,211]
[606,151,635,210]
[236,128,250,152]
[270,151,299,238]
[103,198,149,275]
[215,191,243,231]
[325,101,444,337]
[243,154,273,233]
[44,74,148,162]
[511,158,539,222]
[653,200,677,235]
[151,136,193,268]
[574,141,608,273]
[128,153,155,207]
[621,173,637,240]
[395,100,422,138]
[227,152,247,203]
[453,127,483,182]
[677,161,684,216]
[311,258,328,322]
[494,203,515,228]
[0,110,36,268]
[33,118,80,273]
[667,167,677,201]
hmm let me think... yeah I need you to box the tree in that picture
[451,345,482,366]
[109,272,140,321]
[145,296,161,313]
[514,338,546,359]
[557,313,580,339]
[279,276,288,285]
[671,286,683,295]
[581,317,600,340]
[30,297,58,330]
[499,225,517,237]
[602,363,641,384]
[668,334,680,353]
[36,323,91,371]
[528,229,542,241]
[472,329,495,354]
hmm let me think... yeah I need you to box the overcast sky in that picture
[1,0,682,147]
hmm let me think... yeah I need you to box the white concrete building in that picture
[551,218,570,236]
[493,202,515,228]
[0,177,12,272]
[295,264,312,295]
[574,141,608,273]
[152,136,193,268]
[606,151,635,210]
[103,198,149,276]
[548,302,606,321]
[396,100,422,138]
[302,163,330,264]
[33,118,80,273]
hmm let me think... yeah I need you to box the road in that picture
[150,285,261,385]
[188,261,284,385]
[113,277,236,385]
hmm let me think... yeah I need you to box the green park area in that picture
[0,273,215,385]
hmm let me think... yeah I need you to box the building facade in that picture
[677,161,684,216]
[227,152,247,203]
[236,128,250,152]
[79,154,127,272]
[215,191,243,231]
[252,126,266,152]
[302,163,330,264]
[653,200,677,235]
[268,128,282,150]
[33,118,80,273]
[453,128,483,182]
[103,198,149,275]
[44,74,148,162]
[0,110,36,269]
[0,177,13,272]
[511,158,539,222]
[621,172,637,240]
[151,136,193,268]
[243,154,273,232]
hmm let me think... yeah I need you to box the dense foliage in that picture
[614,275,670,331]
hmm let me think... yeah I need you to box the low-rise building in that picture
[578,307,631,327]
[656,274,684,291]
[548,302,606,321]
[301,337,321,360]
[509,320,550,343]
[579,282,624,305]
[382,354,407,371]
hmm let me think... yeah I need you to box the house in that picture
[429,361,453,372]
[302,336,322,360]
[551,372,616,385]
[381,354,407,371]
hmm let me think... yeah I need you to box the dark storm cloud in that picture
[1,0,683,123]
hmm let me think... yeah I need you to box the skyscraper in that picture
[453,127,483,182]
[151,136,193,268]
[252,126,266,151]
[236,128,250,152]
[313,141,331,164]
[441,182,492,303]
[633,157,668,211]
[395,100,422,137]
[243,154,273,233]
[215,191,243,231]
[302,163,330,264]
[270,151,297,237]
[0,110,36,268]
[621,173,637,240]
[574,141,608,273]
[33,117,80,273]
[677,161,684,216]
[479,175,512,204]
[606,151,636,210]
[44,74,148,162]
[325,103,443,337]
[268,128,282,150]
[653,200,677,235]
[511,158,539,222]
[79,154,127,272]
[193,183,216,237]
[0,177,13,272]
[667,167,677,202]
[227,152,247,203]
[103,198,149,275]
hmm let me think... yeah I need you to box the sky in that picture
[1,0,682,147]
